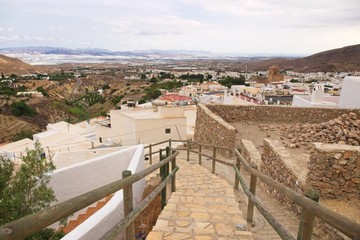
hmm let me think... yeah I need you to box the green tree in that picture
[18,85,26,92]
[138,98,146,104]
[11,101,37,117]
[218,75,246,88]
[0,142,56,224]
[36,87,48,97]
[150,76,157,83]
[102,84,110,90]
[112,95,124,106]
[11,130,34,141]
[0,142,64,238]
[145,88,161,100]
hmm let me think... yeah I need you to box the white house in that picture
[292,76,360,109]
[96,106,188,146]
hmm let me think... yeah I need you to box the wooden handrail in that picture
[3,138,359,240]
[195,142,233,151]
[0,150,179,240]
[188,149,234,166]
[233,165,295,240]
[144,139,170,149]
[144,150,160,157]
[100,166,179,239]
[234,148,360,239]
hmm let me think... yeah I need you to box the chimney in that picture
[311,84,324,104]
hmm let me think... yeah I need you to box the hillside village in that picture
[0,49,360,239]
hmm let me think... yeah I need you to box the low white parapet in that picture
[49,145,145,240]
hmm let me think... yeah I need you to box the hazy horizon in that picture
[1,0,359,56]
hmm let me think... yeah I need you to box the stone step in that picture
[147,158,253,239]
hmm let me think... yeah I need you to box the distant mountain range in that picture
[1,44,359,73]
[0,47,213,57]
[248,44,360,72]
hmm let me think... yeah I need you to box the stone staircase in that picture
[147,154,253,239]
[62,195,113,234]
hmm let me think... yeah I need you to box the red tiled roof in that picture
[159,94,192,102]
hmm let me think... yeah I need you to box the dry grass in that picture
[134,184,162,239]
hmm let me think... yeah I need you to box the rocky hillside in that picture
[240,44,360,72]
[281,112,360,148]
[0,54,45,75]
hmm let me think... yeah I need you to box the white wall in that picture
[292,95,338,108]
[135,118,187,144]
[111,110,137,145]
[50,146,139,203]
[60,145,145,240]
[158,106,185,118]
[292,95,312,107]
[95,125,113,143]
[339,76,360,108]
[107,108,187,146]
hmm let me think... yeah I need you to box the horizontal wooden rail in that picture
[234,149,360,239]
[144,150,160,157]
[0,151,179,240]
[170,140,188,143]
[233,165,295,240]
[188,149,234,166]
[100,166,179,240]
[195,142,233,151]
[144,140,170,149]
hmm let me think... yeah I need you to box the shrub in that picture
[11,101,37,117]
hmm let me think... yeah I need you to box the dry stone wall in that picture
[206,104,360,123]
[238,139,261,167]
[238,138,350,240]
[281,112,360,147]
[261,138,308,213]
[195,103,360,200]
[307,143,360,199]
[194,104,236,156]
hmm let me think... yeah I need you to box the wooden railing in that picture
[233,149,360,240]
[158,139,360,240]
[0,147,179,240]
[1,139,360,240]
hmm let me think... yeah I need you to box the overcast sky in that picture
[1,0,359,56]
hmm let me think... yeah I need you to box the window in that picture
[165,128,171,134]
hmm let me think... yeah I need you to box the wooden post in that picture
[122,170,134,240]
[171,155,176,193]
[165,147,170,176]
[160,149,164,178]
[247,165,258,225]
[187,139,190,161]
[234,156,241,190]
[297,190,320,240]
[149,144,152,165]
[212,147,216,174]
[198,144,202,165]
[169,139,172,148]
[160,149,167,209]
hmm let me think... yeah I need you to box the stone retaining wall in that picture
[261,138,309,213]
[239,139,352,239]
[194,104,236,156]
[307,143,360,199]
[206,104,360,123]
[238,139,261,167]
